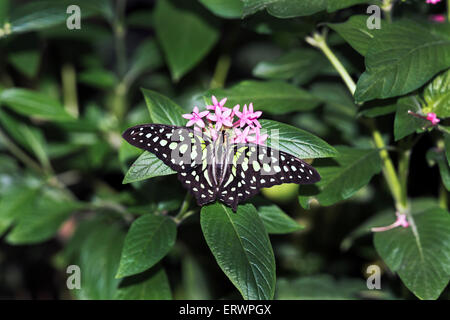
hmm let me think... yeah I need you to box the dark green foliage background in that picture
[0,0,449,300]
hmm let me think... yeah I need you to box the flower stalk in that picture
[307,31,407,213]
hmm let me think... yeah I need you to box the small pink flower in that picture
[426,112,440,125]
[247,127,268,145]
[234,126,251,144]
[233,103,262,128]
[430,14,446,22]
[182,106,209,128]
[426,0,441,4]
[206,95,227,111]
[207,106,233,130]
[371,212,409,232]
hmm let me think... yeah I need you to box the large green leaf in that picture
[205,80,320,115]
[198,0,243,18]
[154,0,219,81]
[9,0,110,35]
[201,203,276,300]
[0,109,50,168]
[123,151,176,184]
[326,0,374,12]
[0,88,73,121]
[126,39,164,85]
[252,49,326,80]
[276,274,368,300]
[393,96,427,141]
[181,253,212,299]
[115,266,172,300]
[0,186,39,237]
[328,15,381,56]
[66,218,125,300]
[6,189,82,245]
[260,119,338,159]
[116,214,177,278]
[242,0,326,18]
[355,20,450,102]
[374,207,450,300]
[258,204,303,234]
[142,89,186,126]
[341,198,439,251]
[422,68,450,118]
[299,146,382,206]
[78,69,118,90]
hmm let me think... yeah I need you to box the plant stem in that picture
[448,0,450,23]
[398,147,411,209]
[306,32,356,95]
[61,63,79,118]
[210,54,231,89]
[439,183,448,209]
[370,123,405,211]
[174,193,193,224]
[381,0,393,23]
[307,31,406,212]
[114,0,127,78]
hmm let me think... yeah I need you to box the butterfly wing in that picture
[122,124,217,206]
[218,143,320,211]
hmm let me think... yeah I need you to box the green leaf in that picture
[0,109,50,168]
[198,0,243,18]
[206,80,320,115]
[260,119,338,159]
[374,207,450,300]
[252,49,325,80]
[9,0,110,35]
[242,0,327,18]
[0,88,73,121]
[8,50,40,78]
[276,274,368,300]
[358,103,397,118]
[123,151,176,184]
[182,253,212,299]
[79,69,118,90]
[299,146,382,206]
[115,266,172,300]
[116,214,177,278]
[66,218,125,299]
[327,15,381,56]
[445,133,450,166]
[426,148,450,191]
[200,203,276,300]
[326,0,374,12]
[422,68,450,118]
[0,186,39,237]
[341,198,439,251]
[142,89,186,126]
[126,39,163,84]
[6,189,82,245]
[355,20,450,102]
[154,0,219,81]
[394,96,427,141]
[258,204,303,234]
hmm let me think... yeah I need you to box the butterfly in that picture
[123,124,320,211]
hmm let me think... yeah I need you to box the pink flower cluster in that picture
[182,96,267,145]
[426,0,441,4]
